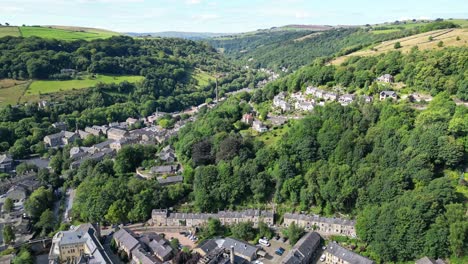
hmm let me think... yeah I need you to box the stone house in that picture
[380,91,398,101]
[377,74,394,83]
[43,131,78,148]
[283,213,356,237]
[0,154,13,174]
[325,242,374,264]
[282,232,321,264]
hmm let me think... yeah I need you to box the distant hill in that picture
[126,31,229,40]
[331,28,468,65]
[0,25,120,41]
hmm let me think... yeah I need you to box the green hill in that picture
[0,25,119,40]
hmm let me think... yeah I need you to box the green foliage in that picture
[35,209,56,236]
[231,222,255,241]
[3,198,13,213]
[394,42,402,49]
[3,225,15,244]
[24,186,54,220]
[12,247,33,264]
[282,222,304,245]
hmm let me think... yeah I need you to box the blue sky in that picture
[1,0,467,33]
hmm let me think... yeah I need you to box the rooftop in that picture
[326,242,374,264]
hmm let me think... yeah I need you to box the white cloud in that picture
[186,0,201,4]
[192,14,219,21]
[295,11,310,19]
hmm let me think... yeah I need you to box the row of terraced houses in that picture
[151,209,356,237]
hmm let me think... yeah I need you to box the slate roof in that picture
[282,232,321,264]
[221,237,257,260]
[114,228,140,252]
[326,242,374,264]
[0,154,12,164]
[157,176,183,185]
[284,213,355,226]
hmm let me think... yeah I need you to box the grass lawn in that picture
[0,82,30,106]
[0,26,21,38]
[19,26,119,41]
[258,123,292,146]
[192,69,214,88]
[26,75,144,96]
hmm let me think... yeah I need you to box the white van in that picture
[259,238,270,247]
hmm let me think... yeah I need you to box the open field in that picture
[19,26,119,40]
[192,69,214,88]
[0,82,30,106]
[331,28,468,65]
[0,26,21,37]
[25,75,144,96]
[0,79,30,106]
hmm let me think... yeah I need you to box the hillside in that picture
[331,28,468,65]
[127,31,229,40]
[208,20,466,71]
[0,25,119,40]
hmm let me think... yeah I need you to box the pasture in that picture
[0,26,21,37]
[331,28,468,65]
[0,80,30,106]
[19,26,119,40]
[192,70,214,88]
[25,75,144,96]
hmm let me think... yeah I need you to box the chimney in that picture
[230,246,235,264]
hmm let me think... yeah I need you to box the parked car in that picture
[320,254,326,261]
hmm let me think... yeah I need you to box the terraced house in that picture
[283,213,356,237]
[151,209,274,227]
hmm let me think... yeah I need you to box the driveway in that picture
[255,238,291,264]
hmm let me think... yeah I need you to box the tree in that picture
[428,36,434,41]
[282,222,304,245]
[105,200,129,224]
[35,209,56,235]
[24,187,54,220]
[394,42,401,49]
[258,221,274,239]
[3,225,15,244]
[437,41,444,47]
[13,247,33,264]
[231,222,255,241]
[3,198,13,213]
[170,238,180,251]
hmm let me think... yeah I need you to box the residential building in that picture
[156,176,183,186]
[151,209,274,228]
[339,94,356,106]
[113,228,140,259]
[362,95,373,103]
[70,148,115,169]
[52,122,67,131]
[196,237,258,263]
[150,165,179,176]
[131,248,160,264]
[282,232,321,264]
[69,147,90,160]
[241,114,254,125]
[44,131,78,148]
[159,145,176,163]
[84,126,103,137]
[138,232,173,261]
[273,92,292,111]
[126,117,139,127]
[324,242,374,264]
[306,86,323,97]
[4,185,27,203]
[380,91,398,101]
[295,101,315,111]
[283,213,356,237]
[49,223,111,264]
[377,74,394,83]
[252,120,268,133]
[0,154,13,174]
[323,92,338,101]
[109,135,139,151]
[107,128,128,141]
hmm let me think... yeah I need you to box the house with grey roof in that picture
[49,223,111,264]
[107,128,128,141]
[52,122,67,131]
[0,154,13,174]
[380,91,398,101]
[131,247,160,264]
[196,237,257,263]
[150,165,178,176]
[156,176,183,186]
[377,74,394,83]
[113,228,140,259]
[282,232,321,264]
[138,233,173,261]
[44,131,78,148]
[325,242,374,264]
[283,213,356,237]
[4,185,27,203]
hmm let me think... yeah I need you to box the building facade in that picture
[283,213,356,237]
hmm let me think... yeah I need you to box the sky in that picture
[1,0,467,33]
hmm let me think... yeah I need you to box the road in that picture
[102,234,124,264]
[63,189,76,222]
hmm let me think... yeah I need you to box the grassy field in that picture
[0,26,21,37]
[192,70,214,88]
[0,81,30,106]
[25,75,144,96]
[19,26,119,40]
[332,28,468,65]
[258,123,292,146]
